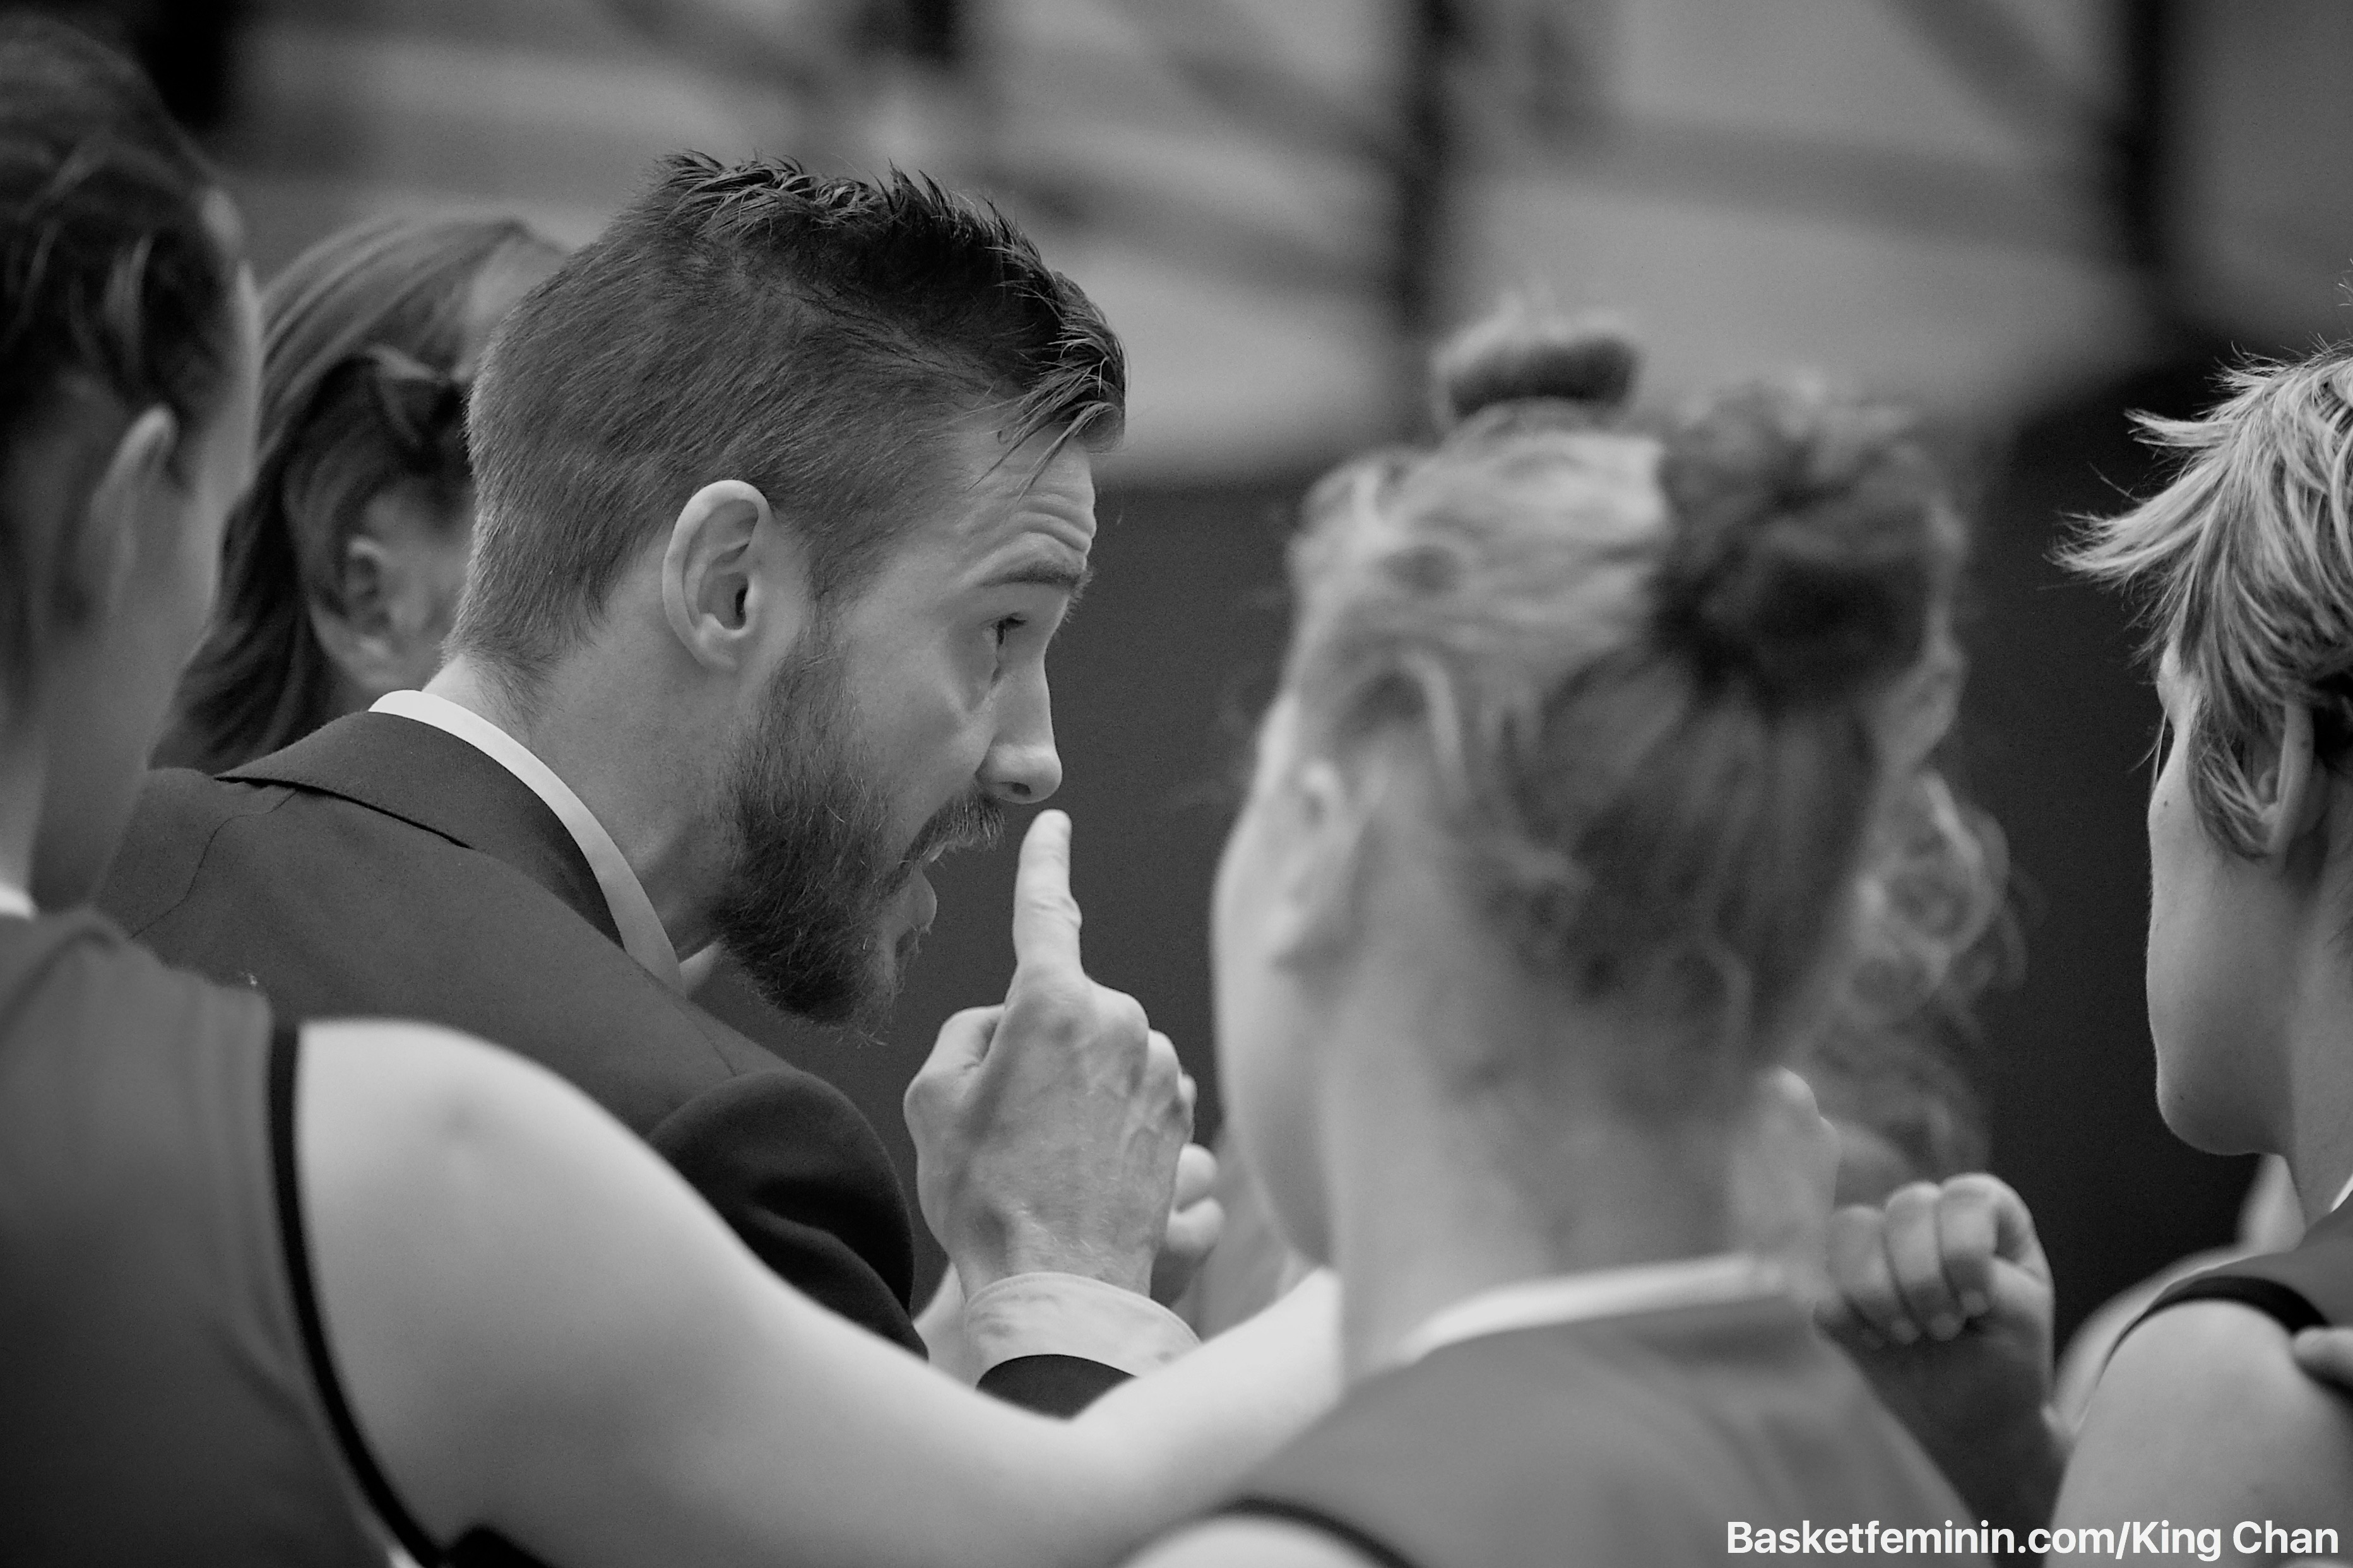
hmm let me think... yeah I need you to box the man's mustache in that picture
[900,790,1007,875]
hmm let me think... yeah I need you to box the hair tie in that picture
[358,343,467,463]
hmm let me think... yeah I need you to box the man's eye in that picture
[992,615,1026,649]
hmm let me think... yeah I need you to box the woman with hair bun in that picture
[160,213,562,773]
[1135,312,1988,1567]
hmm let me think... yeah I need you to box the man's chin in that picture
[836,946,910,1037]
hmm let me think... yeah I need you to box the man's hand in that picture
[1153,1142,1224,1306]
[1820,1173,2064,1532]
[904,811,1193,1299]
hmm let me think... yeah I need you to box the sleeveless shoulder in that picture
[1226,1297,1980,1568]
[2140,1200,2353,1334]
[0,912,387,1566]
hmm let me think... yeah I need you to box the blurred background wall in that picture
[37,0,2353,1336]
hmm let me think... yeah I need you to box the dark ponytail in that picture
[0,17,236,702]
[167,215,560,772]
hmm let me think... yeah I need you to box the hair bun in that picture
[1652,379,1954,706]
[1431,307,1639,432]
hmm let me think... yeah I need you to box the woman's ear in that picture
[661,480,810,672]
[306,535,405,697]
[73,405,179,623]
[1262,755,1382,969]
[2257,700,2326,863]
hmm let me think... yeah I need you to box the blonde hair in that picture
[1800,769,2009,1184]
[2068,345,2353,856]
[1279,312,1966,1113]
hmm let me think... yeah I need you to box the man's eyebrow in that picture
[980,556,1094,603]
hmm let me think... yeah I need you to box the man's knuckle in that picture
[1012,980,1085,1032]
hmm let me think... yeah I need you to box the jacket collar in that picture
[226,711,623,947]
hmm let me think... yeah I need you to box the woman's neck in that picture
[0,715,45,901]
[1316,999,1733,1378]
[2287,996,2353,1225]
[2265,901,2353,1223]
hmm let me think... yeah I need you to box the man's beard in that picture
[708,635,1005,1030]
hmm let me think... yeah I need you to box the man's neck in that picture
[426,653,723,956]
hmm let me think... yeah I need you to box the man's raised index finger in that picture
[1012,809,1083,972]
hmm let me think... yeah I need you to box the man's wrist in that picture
[951,1220,1155,1297]
[912,1270,972,1378]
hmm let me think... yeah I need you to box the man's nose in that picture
[981,696,1062,805]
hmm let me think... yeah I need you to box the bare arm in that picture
[2059,1302,2353,1547]
[297,1020,1340,1568]
[1129,1517,1376,1568]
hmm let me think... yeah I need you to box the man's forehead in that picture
[935,431,1098,576]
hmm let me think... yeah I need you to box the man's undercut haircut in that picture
[453,153,1125,695]
[0,17,234,701]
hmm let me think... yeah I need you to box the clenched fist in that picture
[904,811,1195,1298]
[1820,1172,2064,1531]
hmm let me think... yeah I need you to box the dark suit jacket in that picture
[102,712,932,1351]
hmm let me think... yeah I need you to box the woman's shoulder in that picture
[2061,1298,2353,1531]
[0,907,267,1040]
[1197,1314,1808,1568]
[1128,1516,1386,1568]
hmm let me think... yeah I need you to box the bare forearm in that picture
[1071,1273,1342,1512]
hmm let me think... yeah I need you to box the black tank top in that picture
[0,909,390,1567]
[1221,1295,1986,1568]
[2141,1196,2353,1331]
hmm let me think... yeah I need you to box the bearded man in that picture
[101,154,1202,1413]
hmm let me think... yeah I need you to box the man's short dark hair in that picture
[452,154,1125,693]
[0,16,234,701]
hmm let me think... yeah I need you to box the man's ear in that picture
[1262,757,1380,970]
[2256,700,2326,863]
[71,406,179,622]
[660,480,810,672]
